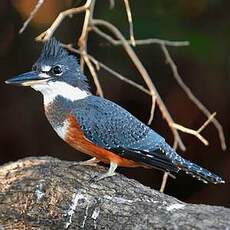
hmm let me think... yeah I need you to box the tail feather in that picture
[176,159,225,184]
[159,142,225,184]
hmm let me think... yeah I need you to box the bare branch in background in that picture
[160,44,226,151]
[116,39,189,46]
[123,0,135,46]
[83,52,104,96]
[92,26,189,47]
[197,112,217,133]
[160,172,169,193]
[19,0,45,34]
[21,0,226,193]
[63,44,151,95]
[78,0,95,71]
[93,19,159,124]
[109,0,115,10]
[172,113,216,146]
[35,0,91,41]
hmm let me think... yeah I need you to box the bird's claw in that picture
[78,157,100,166]
[89,172,116,183]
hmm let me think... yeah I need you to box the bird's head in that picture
[5,38,90,104]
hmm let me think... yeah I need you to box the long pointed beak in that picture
[5,71,49,86]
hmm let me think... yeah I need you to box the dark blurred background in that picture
[0,0,229,207]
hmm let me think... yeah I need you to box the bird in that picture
[5,37,224,184]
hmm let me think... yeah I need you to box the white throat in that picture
[31,81,89,106]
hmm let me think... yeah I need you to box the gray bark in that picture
[0,156,229,230]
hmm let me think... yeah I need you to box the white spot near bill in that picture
[41,65,51,72]
[38,73,50,79]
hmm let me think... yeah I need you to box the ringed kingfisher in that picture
[5,38,224,183]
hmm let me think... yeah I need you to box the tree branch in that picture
[92,26,189,47]
[35,1,91,41]
[83,51,104,97]
[0,157,229,229]
[160,44,226,151]
[63,44,151,95]
[123,0,135,46]
[19,0,45,34]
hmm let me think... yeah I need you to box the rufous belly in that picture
[64,115,141,167]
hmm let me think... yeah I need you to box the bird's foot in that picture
[89,162,117,182]
[78,157,100,166]
[90,172,116,183]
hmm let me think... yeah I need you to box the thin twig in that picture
[35,1,91,41]
[78,0,94,71]
[92,20,157,125]
[63,44,150,95]
[172,124,208,146]
[19,0,45,34]
[197,112,216,133]
[160,43,226,150]
[82,52,104,97]
[77,0,104,97]
[123,0,135,46]
[122,39,189,47]
[92,19,186,150]
[160,172,169,193]
[172,113,216,146]
[92,26,189,47]
[89,55,150,95]
[109,0,115,9]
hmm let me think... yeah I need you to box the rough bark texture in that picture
[0,157,229,230]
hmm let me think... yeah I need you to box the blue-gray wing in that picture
[72,96,178,172]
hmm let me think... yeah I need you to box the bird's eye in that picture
[52,65,62,75]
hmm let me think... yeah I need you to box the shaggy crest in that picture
[35,37,90,92]
[40,37,68,59]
